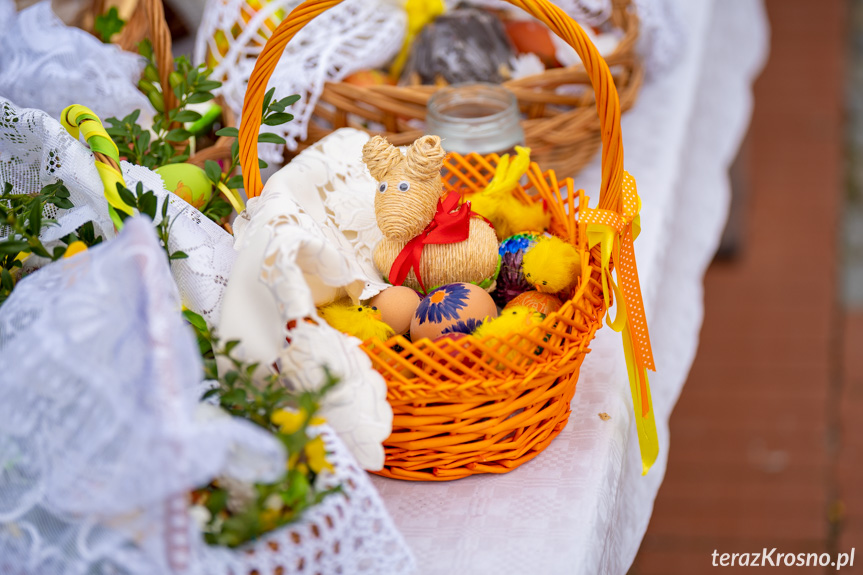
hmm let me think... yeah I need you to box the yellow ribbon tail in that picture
[217,182,246,214]
[622,326,659,475]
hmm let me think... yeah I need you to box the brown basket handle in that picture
[238,0,625,213]
[96,0,178,118]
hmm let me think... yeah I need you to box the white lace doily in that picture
[194,0,406,160]
[199,427,416,575]
[0,97,235,328]
[0,0,152,123]
[218,128,392,471]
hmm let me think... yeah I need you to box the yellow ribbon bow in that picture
[61,105,132,230]
[582,172,658,475]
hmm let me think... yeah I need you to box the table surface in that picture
[369,1,770,573]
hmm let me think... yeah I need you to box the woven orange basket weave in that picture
[239,0,636,481]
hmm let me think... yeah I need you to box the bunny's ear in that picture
[404,135,445,182]
[363,135,403,181]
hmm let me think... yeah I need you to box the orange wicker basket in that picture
[239,0,657,481]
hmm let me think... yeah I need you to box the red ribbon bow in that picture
[390,192,472,293]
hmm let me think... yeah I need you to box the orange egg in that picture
[504,290,562,316]
[410,283,497,342]
[504,20,559,68]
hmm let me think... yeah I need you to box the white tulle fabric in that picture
[0,218,287,575]
[218,128,392,471]
[0,97,236,328]
[0,0,153,124]
[0,218,414,574]
[194,0,406,159]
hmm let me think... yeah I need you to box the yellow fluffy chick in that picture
[522,235,581,294]
[469,147,551,240]
[473,306,546,367]
[317,300,396,342]
[473,305,546,340]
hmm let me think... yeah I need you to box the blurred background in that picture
[631,0,857,572]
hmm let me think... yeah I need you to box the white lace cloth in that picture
[0,0,153,124]
[0,97,236,328]
[368,1,769,573]
[218,128,392,471]
[194,0,406,159]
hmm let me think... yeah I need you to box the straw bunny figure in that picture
[363,135,499,293]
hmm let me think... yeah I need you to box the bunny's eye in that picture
[398,181,411,192]
[378,182,388,193]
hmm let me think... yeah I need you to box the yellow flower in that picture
[271,409,326,434]
[305,436,334,474]
[271,409,306,434]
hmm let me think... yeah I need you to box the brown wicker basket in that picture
[299,0,642,176]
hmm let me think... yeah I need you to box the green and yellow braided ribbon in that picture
[61,105,134,230]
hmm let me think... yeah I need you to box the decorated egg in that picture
[410,282,497,342]
[370,285,421,335]
[156,163,213,209]
[492,232,540,307]
[505,290,562,316]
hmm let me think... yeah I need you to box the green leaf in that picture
[49,197,74,210]
[169,251,188,260]
[117,184,137,208]
[0,268,13,291]
[257,133,286,145]
[165,129,192,143]
[94,6,125,43]
[258,159,268,169]
[221,388,247,406]
[263,113,294,127]
[173,110,203,123]
[186,92,215,104]
[183,309,209,332]
[204,160,222,184]
[225,175,245,189]
[224,340,240,355]
[27,200,42,236]
[0,241,29,256]
[269,94,301,113]
[138,191,158,220]
[195,80,222,92]
[216,127,239,138]
[262,88,276,115]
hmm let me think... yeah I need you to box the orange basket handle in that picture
[237,0,626,214]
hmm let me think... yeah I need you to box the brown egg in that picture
[410,283,498,342]
[505,290,563,316]
[370,286,421,336]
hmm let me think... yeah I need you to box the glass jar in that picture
[425,83,525,156]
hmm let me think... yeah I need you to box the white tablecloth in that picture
[369,1,770,573]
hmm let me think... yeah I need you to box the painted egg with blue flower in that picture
[492,232,540,307]
[410,282,498,342]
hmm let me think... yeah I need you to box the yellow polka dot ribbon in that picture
[61,105,134,230]
[582,171,658,475]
